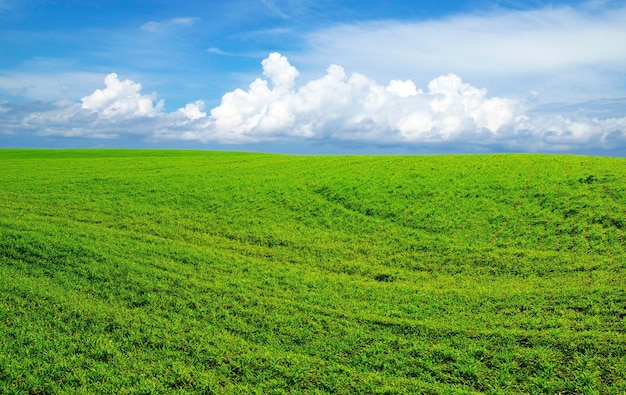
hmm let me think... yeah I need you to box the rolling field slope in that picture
[1,149,625,394]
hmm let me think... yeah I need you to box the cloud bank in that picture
[3,52,626,152]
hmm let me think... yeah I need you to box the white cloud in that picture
[177,100,207,120]
[6,73,174,140]
[207,47,233,56]
[197,54,529,144]
[262,52,299,90]
[81,73,164,118]
[234,27,292,40]
[0,71,109,101]
[173,53,626,151]
[5,53,626,152]
[261,0,308,18]
[297,5,626,103]
[140,17,199,33]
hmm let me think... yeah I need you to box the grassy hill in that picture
[1,149,624,394]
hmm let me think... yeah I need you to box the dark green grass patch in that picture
[1,149,625,393]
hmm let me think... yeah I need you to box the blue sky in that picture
[1,0,626,154]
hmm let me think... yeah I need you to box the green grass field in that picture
[1,149,625,394]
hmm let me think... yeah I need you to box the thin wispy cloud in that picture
[261,0,309,18]
[300,4,626,103]
[207,47,237,56]
[233,27,292,41]
[0,70,112,101]
[140,17,200,33]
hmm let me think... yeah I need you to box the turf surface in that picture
[1,149,625,394]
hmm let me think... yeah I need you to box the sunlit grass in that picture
[1,149,625,394]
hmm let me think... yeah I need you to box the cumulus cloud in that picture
[167,53,626,151]
[194,54,528,144]
[81,73,164,118]
[177,100,207,120]
[5,53,626,152]
[6,73,200,140]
